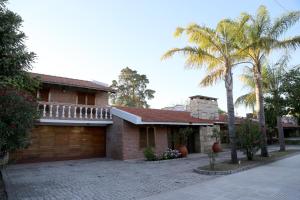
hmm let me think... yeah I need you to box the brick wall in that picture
[47,87,109,106]
[95,91,109,106]
[106,116,124,159]
[107,116,169,160]
[122,122,168,160]
[50,88,77,104]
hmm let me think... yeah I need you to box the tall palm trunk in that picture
[254,67,269,157]
[225,68,238,164]
[277,116,285,151]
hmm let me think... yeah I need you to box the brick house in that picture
[11,73,220,163]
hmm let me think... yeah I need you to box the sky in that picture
[8,0,300,116]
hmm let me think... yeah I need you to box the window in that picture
[139,127,155,148]
[39,88,49,102]
[77,92,95,105]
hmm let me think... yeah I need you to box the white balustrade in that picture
[62,105,65,118]
[49,105,53,118]
[79,107,82,118]
[43,104,46,117]
[56,105,59,117]
[74,106,77,118]
[68,106,71,118]
[38,102,111,121]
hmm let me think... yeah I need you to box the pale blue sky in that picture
[8,0,300,116]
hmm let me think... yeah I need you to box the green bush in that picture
[0,90,39,157]
[143,147,157,161]
[237,119,261,160]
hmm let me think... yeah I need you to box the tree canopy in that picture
[110,67,155,108]
[0,0,39,157]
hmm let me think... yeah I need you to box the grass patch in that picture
[199,149,300,172]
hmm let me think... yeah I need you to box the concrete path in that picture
[142,153,300,200]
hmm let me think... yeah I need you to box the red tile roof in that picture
[117,106,214,124]
[215,114,249,124]
[30,72,114,92]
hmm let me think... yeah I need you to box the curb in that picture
[194,151,300,176]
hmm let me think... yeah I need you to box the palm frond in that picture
[235,92,256,108]
[200,68,224,87]
[270,11,300,38]
[276,36,300,50]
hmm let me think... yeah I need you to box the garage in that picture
[11,126,106,163]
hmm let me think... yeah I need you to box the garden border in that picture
[193,151,300,175]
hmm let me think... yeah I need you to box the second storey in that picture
[31,72,113,106]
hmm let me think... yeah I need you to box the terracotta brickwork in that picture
[122,122,168,160]
[107,116,168,160]
[42,86,109,106]
[95,91,109,106]
[106,116,124,159]
[49,88,77,104]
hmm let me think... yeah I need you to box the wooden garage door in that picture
[11,126,106,163]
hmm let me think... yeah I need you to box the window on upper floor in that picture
[39,88,49,102]
[139,127,155,149]
[77,92,95,105]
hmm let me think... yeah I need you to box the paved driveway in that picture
[142,153,300,200]
[3,153,227,200]
[3,145,299,200]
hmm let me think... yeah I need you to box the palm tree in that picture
[162,19,248,163]
[265,55,290,151]
[235,66,269,113]
[236,55,289,151]
[238,6,300,157]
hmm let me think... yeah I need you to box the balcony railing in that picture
[38,101,112,121]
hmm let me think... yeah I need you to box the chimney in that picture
[187,95,219,120]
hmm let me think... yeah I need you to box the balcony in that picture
[37,101,112,124]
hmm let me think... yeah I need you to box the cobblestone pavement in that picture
[2,145,299,200]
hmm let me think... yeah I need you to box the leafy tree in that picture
[0,90,39,156]
[110,67,155,108]
[162,18,248,163]
[264,55,289,151]
[238,5,300,157]
[237,119,260,161]
[0,0,39,158]
[281,66,300,121]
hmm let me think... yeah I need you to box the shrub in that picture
[143,147,157,161]
[237,119,261,160]
[207,151,218,170]
[0,90,39,158]
[162,148,181,160]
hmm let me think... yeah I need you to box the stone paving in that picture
[2,145,299,200]
[142,153,300,200]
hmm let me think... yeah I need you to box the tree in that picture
[281,66,300,122]
[264,55,289,151]
[237,55,291,151]
[110,67,155,108]
[237,119,260,160]
[162,18,248,163]
[235,66,269,113]
[0,0,39,159]
[238,5,300,157]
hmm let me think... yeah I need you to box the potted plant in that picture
[211,127,222,153]
[176,127,193,157]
